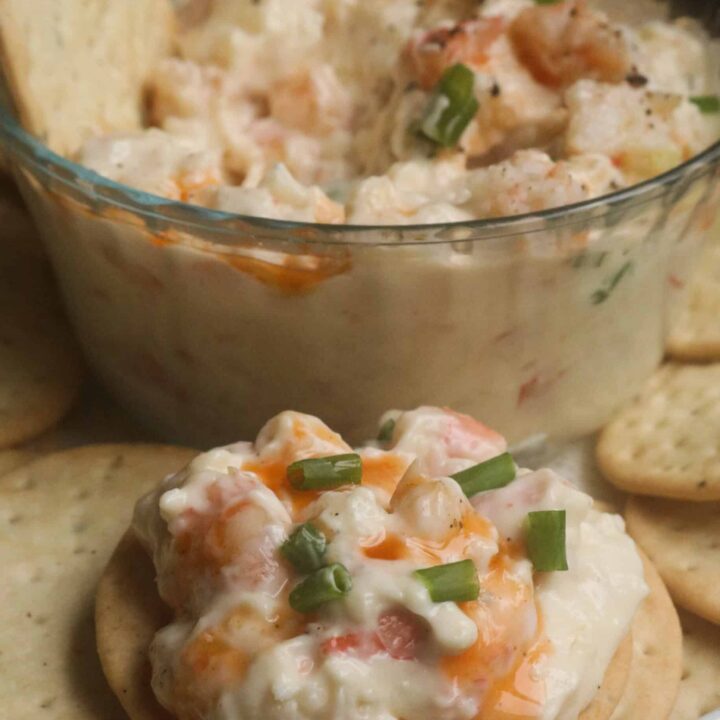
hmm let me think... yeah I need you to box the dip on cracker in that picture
[100,407,649,720]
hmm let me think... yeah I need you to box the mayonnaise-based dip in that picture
[133,406,647,720]
[78,0,720,225]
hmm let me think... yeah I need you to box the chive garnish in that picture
[414,559,480,603]
[289,563,353,613]
[525,510,568,572]
[591,261,633,304]
[419,63,479,147]
[281,523,327,573]
[287,454,362,491]
[451,452,516,498]
[378,418,396,443]
[690,95,720,114]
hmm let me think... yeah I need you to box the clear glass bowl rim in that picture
[2,101,720,248]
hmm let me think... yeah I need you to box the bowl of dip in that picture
[2,0,720,446]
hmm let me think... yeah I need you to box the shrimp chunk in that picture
[390,471,473,542]
[270,65,353,135]
[406,17,506,90]
[509,0,631,88]
[387,406,507,478]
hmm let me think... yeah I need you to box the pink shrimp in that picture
[509,0,632,88]
[405,17,506,90]
[321,609,429,661]
[441,408,507,462]
[157,472,290,612]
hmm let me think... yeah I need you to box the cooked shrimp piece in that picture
[464,149,594,218]
[321,608,429,661]
[152,605,299,720]
[405,17,506,89]
[270,65,353,135]
[390,471,473,541]
[151,471,291,613]
[389,406,507,478]
[509,0,631,88]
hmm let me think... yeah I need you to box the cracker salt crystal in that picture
[668,239,720,362]
[626,495,720,626]
[0,444,195,720]
[0,0,175,157]
[670,610,720,720]
[597,364,720,501]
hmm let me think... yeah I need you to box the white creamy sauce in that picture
[76,0,719,224]
[134,407,648,720]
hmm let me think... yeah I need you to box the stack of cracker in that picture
[598,236,720,720]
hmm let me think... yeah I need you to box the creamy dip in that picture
[133,406,647,720]
[21,0,720,446]
[78,0,720,224]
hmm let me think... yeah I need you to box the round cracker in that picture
[579,632,632,720]
[0,195,84,447]
[670,610,720,720]
[97,535,643,720]
[667,239,720,362]
[626,496,720,626]
[0,447,36,476]
[0,444,195,720]
[597,364,720,501]
[607,550,683,720]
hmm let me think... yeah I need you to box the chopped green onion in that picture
[289,563,353,613]
[419,63,479,147]
[525,510,568,572]
[534,0,560,4]
[591,261,633,305]
[414,559,480,603]
[281,523,327,573]
[287,453,362,491]
[377,418,396,443]
[690,95,720,114]
[451,453,516,498]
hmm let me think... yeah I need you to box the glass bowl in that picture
[2,6,720,447]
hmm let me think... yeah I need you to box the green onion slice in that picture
[281,523,327,573]
[525,510,569,572]
[690,95,720,114]
[377,418,396,443]
[419,63,479,147]
[451,452,516,498]
[413,559,480,603]
[287,453,362,491]
[289,563,353,613]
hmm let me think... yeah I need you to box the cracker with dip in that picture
[96,407,680,720]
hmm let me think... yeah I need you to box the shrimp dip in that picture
[130,406,648,720]
[80,0,720,223]
[12,0,720,446]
